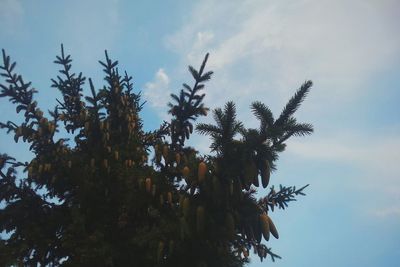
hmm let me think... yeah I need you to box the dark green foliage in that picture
[197,102,244,153]
[0,46,313,266]
[167,53,211,148]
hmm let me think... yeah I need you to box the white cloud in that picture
[286,131,400,192]
[144,68,171,119]
[196,31,214,46]
[165,0,400,111]
[370,206,400,218]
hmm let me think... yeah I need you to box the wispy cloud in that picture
[287,132,400,219]
[165,0,400,111]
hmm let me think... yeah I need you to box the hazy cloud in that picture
[371,206,400,218]
[287,134,400,179]
[0,0,24,34]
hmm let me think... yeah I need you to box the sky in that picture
[0,0,399,266]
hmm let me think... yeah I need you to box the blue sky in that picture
[1,0,399,266]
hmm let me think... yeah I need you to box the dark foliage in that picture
[0,46,313,266]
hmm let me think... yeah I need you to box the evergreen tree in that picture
[0,46,313,266]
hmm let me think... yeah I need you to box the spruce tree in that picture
[0,46,313,266]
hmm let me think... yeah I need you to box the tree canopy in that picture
[0,46,313,266]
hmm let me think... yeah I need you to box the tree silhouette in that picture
[0,46,313,266]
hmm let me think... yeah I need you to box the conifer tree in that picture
[0,46,313,266]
